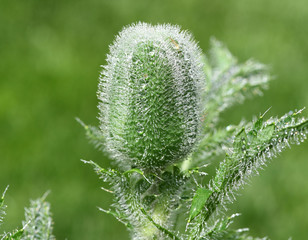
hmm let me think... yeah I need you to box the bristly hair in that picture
[98,22,205,171]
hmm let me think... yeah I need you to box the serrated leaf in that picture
[21,193,55,240]
[82,159,119,180]
[209,38,237,71]
[0,186,9,228]
[234,127,248,150]
[124,168,144,176]
[76,118,109,157]
[124,168,151,183]
[189,188,213,222]
[98,207,132,229]
[195,110,308,226]
[256,123,275,142]
[11,229,23,239]
[204,213,241,238]
[202,39,270,130]
[190,124,240,168]
[1,229,24,240]
[254,116,264,131]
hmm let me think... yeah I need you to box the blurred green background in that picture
[1,0,307,239]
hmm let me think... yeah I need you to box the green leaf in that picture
[0,186,9,227]
[189,124,240,169]
[124,168,151,183]
[204,213,241,237]
[189,188,213,222]
[234,127,248,150]
[124,168,144,176]
[254,116,264,131]
[208,38,237,72]
[98,207,132,229]
[21,192,55,240]
[11,229,24,239]
[82,159,119,180]
[202,109,308,223]
[0,186,8,207]
[76,118,109,156]
[1,229,24,240]
[256,123,275,142]
[202,39,270,130]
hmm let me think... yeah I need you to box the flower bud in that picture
[98,23,205,170]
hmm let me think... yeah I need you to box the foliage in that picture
[81,23,308,240]
[1,22,307,240]
[21,192,55,240]
[0,188,54,240]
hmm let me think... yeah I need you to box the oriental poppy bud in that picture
[98,23,205,170]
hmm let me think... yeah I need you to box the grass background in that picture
[1,0,308,239]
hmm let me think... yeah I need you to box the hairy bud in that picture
[98,22,205,170]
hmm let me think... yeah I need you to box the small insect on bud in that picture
[98,22,205,171]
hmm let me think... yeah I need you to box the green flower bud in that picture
[98,23,205,170]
